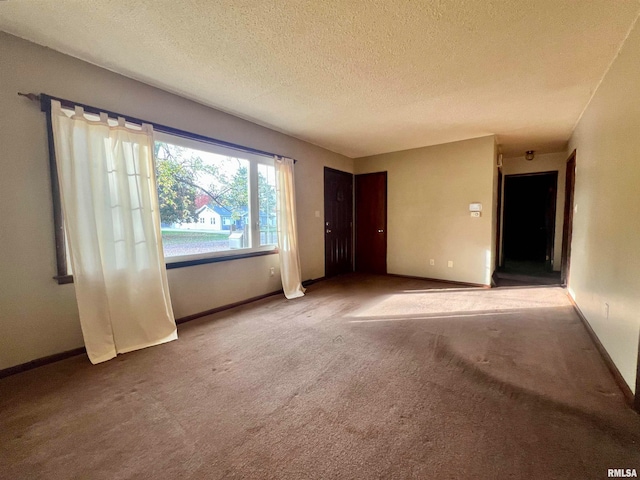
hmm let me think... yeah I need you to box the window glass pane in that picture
[154,140,250,258]
[258,163,277,246]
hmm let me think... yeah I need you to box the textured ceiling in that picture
[1,1,639,158]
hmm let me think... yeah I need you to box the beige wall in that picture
[0,33,353,370]
[567,21,640,393]
[354,136,497,286]
[500,152,568,270]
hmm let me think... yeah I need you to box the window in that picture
[154,132,277,264]
[258,163,277,246]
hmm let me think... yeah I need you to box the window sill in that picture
[165,248,279,269]
[54,275,74,285]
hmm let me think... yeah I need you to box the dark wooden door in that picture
[561,151,576,285]
[324,168,353,277]
[355,172,387,274]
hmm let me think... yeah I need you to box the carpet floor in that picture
[1,274,638,479]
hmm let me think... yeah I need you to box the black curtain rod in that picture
[18,92,296,162]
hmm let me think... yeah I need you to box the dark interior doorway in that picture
[496,171,560,286]
[495,169,503,271]
[324,168,353,277]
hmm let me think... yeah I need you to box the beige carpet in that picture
[1,274,639,479]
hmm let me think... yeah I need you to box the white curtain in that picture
[275,157,305,299]
[51,100,177,364]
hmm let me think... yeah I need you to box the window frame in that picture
[41,94,282,284]
[154,131,278,266]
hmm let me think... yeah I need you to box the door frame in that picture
[501,170,558,271]
[636,348,640,412]
[560,150,576,286]
[495,168,503,271]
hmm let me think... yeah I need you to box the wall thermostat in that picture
[469,203,482,212]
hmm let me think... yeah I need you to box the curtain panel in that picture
[51,100,177,363]
[275,156,305,299]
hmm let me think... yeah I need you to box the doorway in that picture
[324,167,353,277]
[496,171,560,286]
[355,172,387,274]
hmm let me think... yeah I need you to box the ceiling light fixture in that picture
[525,150,535,161]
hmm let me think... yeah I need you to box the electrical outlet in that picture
[447,260,454,268]
[604,303,609,319]
[429,259,435,266]
[269,267,275,277]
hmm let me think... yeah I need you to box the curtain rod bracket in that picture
[18,92,41,102]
